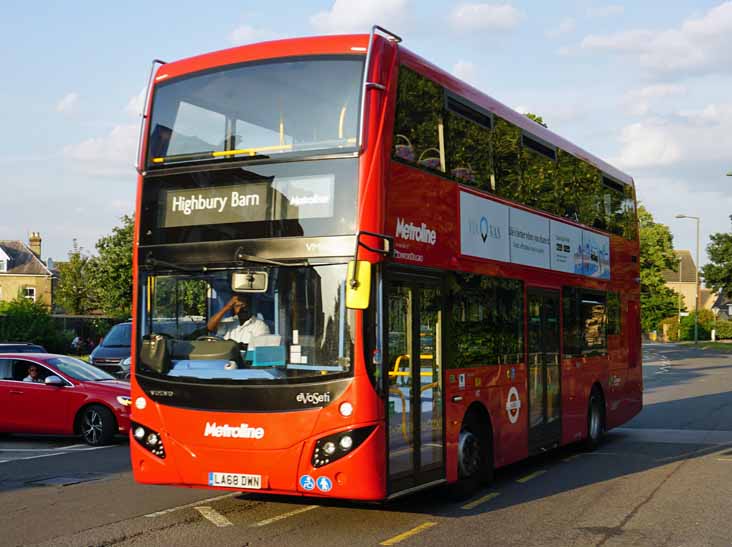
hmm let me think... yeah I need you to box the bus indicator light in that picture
[339,402,353,417]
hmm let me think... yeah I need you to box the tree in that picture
[701,216,732,298]
[89,215,134,318]
[524,112,547,127]
[0,296,71,352]
[638,205,681,332]
[55,239,98,314]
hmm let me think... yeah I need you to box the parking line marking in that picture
[461,491,500,510]
[516,470,546,483]
[145,492,240,517]
[0,446,115,463]
[252,505,318,527]
[195,506,233,527]
[716,457,732,462]
[380,522,438,546]
[562,454,582,462]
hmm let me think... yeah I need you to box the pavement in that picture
[2,342,732,546]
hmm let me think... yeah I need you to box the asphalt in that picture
[2,343,732,546]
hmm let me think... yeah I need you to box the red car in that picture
[0,354,130,445]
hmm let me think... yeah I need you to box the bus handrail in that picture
[358,25,401,152]
[136,59,167,174]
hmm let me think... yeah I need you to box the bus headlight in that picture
[311,426,375,468]
[131,421,166,459]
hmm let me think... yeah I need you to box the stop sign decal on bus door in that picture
[506,387,522,424]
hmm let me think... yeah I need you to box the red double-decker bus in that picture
[130,26,642,501]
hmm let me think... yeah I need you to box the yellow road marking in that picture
[194,506,233,527]
[380,522,438,546]
[716,457,732,462]
[516,470,546,483]
[461,491,500,510]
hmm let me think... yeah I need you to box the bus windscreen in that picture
[147,57,363,166]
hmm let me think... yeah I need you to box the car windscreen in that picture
[103,324,132,348]
[47,356,117,381]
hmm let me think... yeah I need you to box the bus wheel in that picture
[584,389,605,450]
[450,415,493,498]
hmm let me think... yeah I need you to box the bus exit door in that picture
[386,274,445,494]
[527,287,562,453]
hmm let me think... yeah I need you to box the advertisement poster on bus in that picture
[460,191,611,279]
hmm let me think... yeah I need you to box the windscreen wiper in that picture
[151,148,274,165]
[144,255,202,272]
[234,247,308,267]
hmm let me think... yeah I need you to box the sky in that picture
[1,0,730,268]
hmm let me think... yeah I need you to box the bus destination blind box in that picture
[232,271,269,293]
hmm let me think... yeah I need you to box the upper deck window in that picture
[147,57,364,167]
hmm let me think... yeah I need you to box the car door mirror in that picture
[45,375,65,387]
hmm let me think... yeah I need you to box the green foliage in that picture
[0,297,72,352]
[679,309,715,341]
[701,216,732,298]
[55,240,99,314]
[659,317,680,341]
[713,320,732,340]
[88,215,134,318]
[638,205,682,332]
[524,113,547,127]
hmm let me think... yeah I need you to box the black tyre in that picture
[79,405,116,446]
[584,389,605,451]
[449,414,494,499]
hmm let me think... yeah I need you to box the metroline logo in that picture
[204,422,265,439]
[395,217,437,245]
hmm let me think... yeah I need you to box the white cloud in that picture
[453,60,478,86]
[228,25,278,45]
[546,18,575,39]
[126,87,146,118]
[62,124,138,177]
[587,5,624,18]
[450,3,523,31]
[614,101,732,170]
[56,92,79,113]
[614,122,682,168]
[623,83,687,116]
[310,0,408,33]
[580,2,732,78]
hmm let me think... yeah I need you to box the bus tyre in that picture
[450,415,493,499]
[584,389,605,451]
[79,405,116,446]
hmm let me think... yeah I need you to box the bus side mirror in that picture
[346,261,371,310]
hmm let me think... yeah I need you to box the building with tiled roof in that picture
[0,233,53,306]
[660,249,715,313]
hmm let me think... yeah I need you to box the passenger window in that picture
[521,133,559,214]
[13,360,51,382]
[393,67,445,173]
[444,94,493,190]
[492,117,522,201]
[446,273,523,367]
[563,288,607,356]
[0,358,12,380]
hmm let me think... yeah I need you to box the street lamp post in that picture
[675,214,701,344]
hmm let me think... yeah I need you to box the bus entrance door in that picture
[386,275,445,494]
[527,287,562,453]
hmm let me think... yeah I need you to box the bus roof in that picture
[150,32,633,189]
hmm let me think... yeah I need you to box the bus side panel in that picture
[560,357,587,445]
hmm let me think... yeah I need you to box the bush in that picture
[713,320,732,340]
[0,297,73,353]
[679,309,715,341]
[659,317,680,341]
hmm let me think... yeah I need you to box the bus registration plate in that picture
[208,472,262,489]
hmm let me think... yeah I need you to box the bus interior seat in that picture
[417,147,441,170]
[394,134,415,162]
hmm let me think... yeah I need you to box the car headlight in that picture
[120,357,131,370]
[116,395,132,407]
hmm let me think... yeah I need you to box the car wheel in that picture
[80,405,116,446]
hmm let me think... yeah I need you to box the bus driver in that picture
[206,294,270,346]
